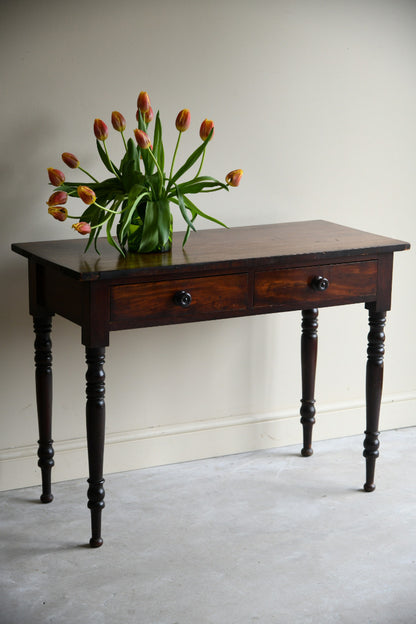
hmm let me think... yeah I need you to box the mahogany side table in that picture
[12,220,410,547]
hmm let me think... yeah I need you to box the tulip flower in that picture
[62,152,80,169]
[48,206,68,221]
[175,109,191,132]
[144,106,154,124]
[48,167,65,186]
[93,118,109,141]
[200,119,214,141]
[225,169,243,187]
[72,222,91,235]
[137,91,151,113]
[77,185,96,205]
[47,190,68,206]
[134,128,151,150]
[111,111,126,133]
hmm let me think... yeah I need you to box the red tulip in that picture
[144,106,154,124]
[48,206,68,221]
[225,169,243,187]
[72,222,91,235]
[77,185,96,205]
[137,91,151,113]
[46,191,68,206]
[47,167,65,186]
[111,111,126,132]
[62,152,80,169]
[134,128,151,150]
[200,119,214,141]
[175,109,191,132]
[93,118,108,141]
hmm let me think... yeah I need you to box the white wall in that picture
[1,0,415,490]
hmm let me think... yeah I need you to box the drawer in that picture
[254,260,378,309]
[110,273,249,326]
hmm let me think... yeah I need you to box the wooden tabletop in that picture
[12,220,410,281]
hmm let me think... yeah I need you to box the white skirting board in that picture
[1,392,415,492]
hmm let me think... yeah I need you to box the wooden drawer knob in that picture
[173,290,192,307]
[311,276,329,291]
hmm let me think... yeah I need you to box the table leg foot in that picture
[300,309,318,457]
[85,347,106,548]
[363,306,386,492]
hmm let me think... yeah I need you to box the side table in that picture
[12,220,410,547]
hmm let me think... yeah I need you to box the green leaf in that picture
[182,194,228,229]
[171,188,196,233]
[169,130,213,186]
[106,211,125,256]
[171,176,228,196]
[153,111,165,176]
[96,140,120,176]
[139,199,171,253]
[118,187,150,246]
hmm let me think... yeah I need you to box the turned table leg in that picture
[300,309,318,457]
[85,346,106,547]
[363,305,386,492]
[33,315,55,504]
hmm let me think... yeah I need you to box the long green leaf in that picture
[182,195,228,229]
[153,111,164,176]
[171,176,228,196]
[96,140,120,176]
[169,130,213,186]
[171,189,196,233]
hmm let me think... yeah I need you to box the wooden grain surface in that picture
[12,220,410,281]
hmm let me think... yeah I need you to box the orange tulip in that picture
[134,128,151,150]
[143,106,154,124]
[225,169,243,187]
[77,185,96,205]
[137,91,151,113]
[93,118,108,141]
[46,191,68,206]
[72,222,91,235]
[175,109,191,132]
[48,206,68,221]
[62,152,80,169]
[111,111,126,132]
[47,167,65,186]
[200,119,214,141]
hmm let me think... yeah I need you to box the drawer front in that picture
[111,273,249,326]
[254,261,378,309]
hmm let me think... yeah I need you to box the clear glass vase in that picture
[125,198,173,254]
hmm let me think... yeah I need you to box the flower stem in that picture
[79,167,99,183]
[169,132,181,180]
[121,131,128,151]
[148,149,165,193]
[103,140,121,179]
[195,147,206,179]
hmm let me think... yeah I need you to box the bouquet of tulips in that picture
[46,91,243,255]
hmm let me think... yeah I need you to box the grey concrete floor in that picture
[1,428,416,624]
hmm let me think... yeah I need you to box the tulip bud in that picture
[72,222,91,235]
[62,152,80,169]
[48,206,68,221]
[46,191,68,206]
[137,91,151,113]
[111,111,126,132]
[200,119,214,141]
[47,167,65,186]
[134,128,151,150]
[93,118,109,141]
[144,106,154,124]
[175,109,191,132]
[77,185,96,205]
[225,169,243,187]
